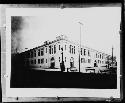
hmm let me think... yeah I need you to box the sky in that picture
[11,7,121,58]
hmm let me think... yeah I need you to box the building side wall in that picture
[23,38,109,72]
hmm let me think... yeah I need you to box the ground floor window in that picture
[59,57,60,62]
[34,59,36,64]
[41,58,44,64]
[38,59,40,64]
[88,59,91,63]
[81,58,85,63]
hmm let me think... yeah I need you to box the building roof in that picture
[20,35,110,56]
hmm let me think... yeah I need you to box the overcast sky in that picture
[11,7,121,58]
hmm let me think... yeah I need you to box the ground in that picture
[10,66,117,88]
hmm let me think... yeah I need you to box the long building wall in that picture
[22,35,109,72]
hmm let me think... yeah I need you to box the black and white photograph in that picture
[2,4,122,100]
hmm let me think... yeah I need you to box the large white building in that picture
[21,35,110,73]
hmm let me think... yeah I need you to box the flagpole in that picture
[78,22,83,72]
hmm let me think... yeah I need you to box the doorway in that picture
[70,57,74,68]
[50,57,55,68]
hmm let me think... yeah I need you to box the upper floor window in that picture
[38,49,40,56]
[88,50,90,56]
[96,53,97,58]
[84,49,86,56]
[46,59,47,63]
[72,46,73,54]
[52,47,53,54]
[65,57,66,62]
[102,55,104,59]
[100,54,101,59]
[49,46,51,54]
[98,60,100,63]
[46,47,47,53]
[31,51,33,58]
[54,45,56,53]
[98,55,99,58]
[34,50,36,57]
[74,46,75,54]
[69,45,71,53]
[59,45,60,50]
[41,48,44,56]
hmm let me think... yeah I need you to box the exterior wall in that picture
[22,35,109,72]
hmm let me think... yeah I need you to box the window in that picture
[81,58,83,63]
[65,57,66,62]
[81,58,85,63]
[54,45,56,53]
[38,59,40,64]
[52,47,53,54]
[72,46,73,54]
[41,48,44,56]
[38,49,40,56]
[65,45,66,50]
[59,57,60,62]
[88,59,91,63]
[31,51,33,58]
[100,54,101,59]
[41,58,44,64]
[46,48,47,53]
[46,59,47,63]
[98,60,99,63]
[88,50,90,56]
[34,59,36,64]
[96,53,97,58]
[69,45,71,53]
[34,50,36,57]
[98,55,99,58]
[81,48,82,55]
[59,45,60,50]
[84,49,86,56]
[49,46,51,54]
[74,46,75,54]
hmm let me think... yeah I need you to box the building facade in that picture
[21,35,110,73]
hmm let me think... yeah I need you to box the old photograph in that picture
[10,7,120,89]
[3,6,121,98]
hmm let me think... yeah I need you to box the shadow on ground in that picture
[10,54,117,89]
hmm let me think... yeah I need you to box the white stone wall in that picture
[23,37,108,73]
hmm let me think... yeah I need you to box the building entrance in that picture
[50,57,55,68]
[70,57,74,68]
[94,60,98,67]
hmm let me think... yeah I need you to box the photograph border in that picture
[1,3,123,102]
